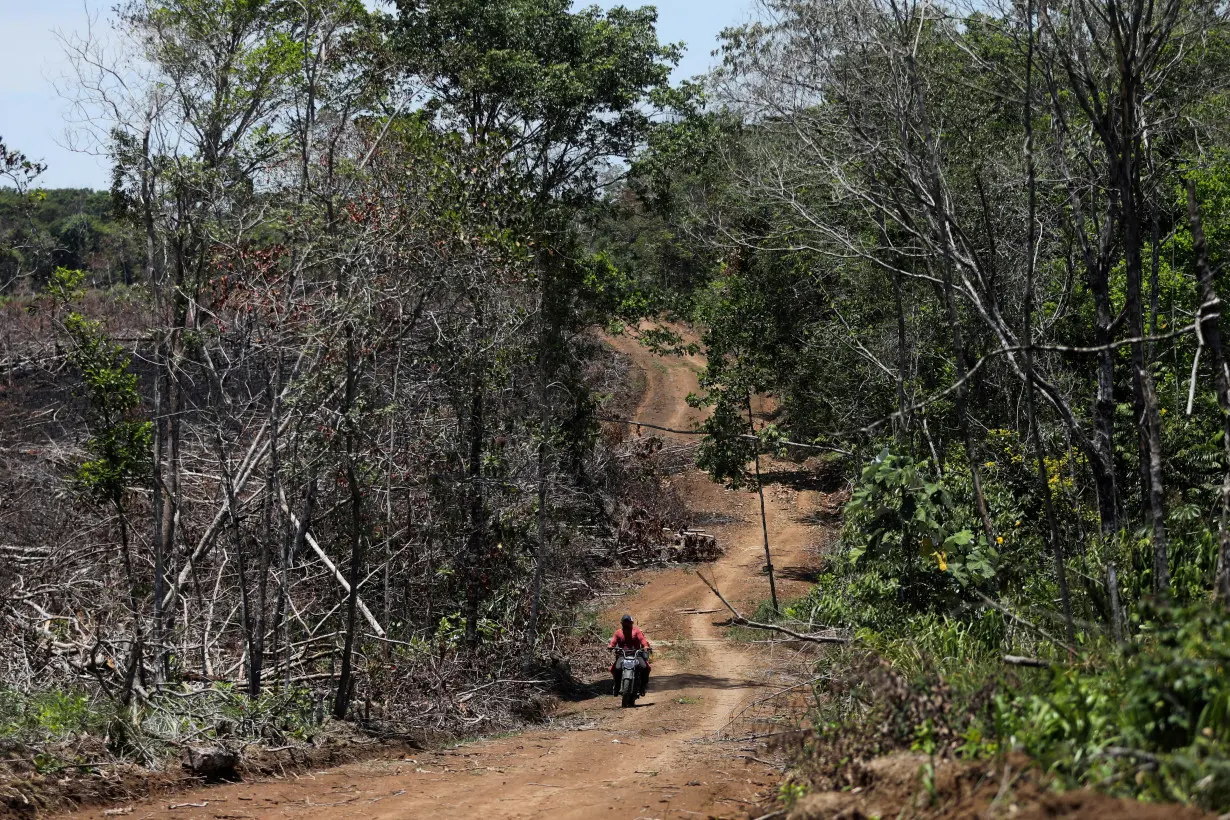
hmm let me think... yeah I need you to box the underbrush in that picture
[783,445,1230,812]
[0,684,324,769]
[796,607,1230,810]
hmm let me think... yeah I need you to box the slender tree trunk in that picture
[234,517,258,698]
[935,277,995,544]
[116,502,144,705]
[526,256,554,663]
[152,349,167,679]
[285,479,314,688]
[1106,558,1125,642]
[525,425,550,664]
[1083,248,1125,631]
[747,392,779,613]
[463,360,486,652]
[903,46,995,545]
[1086,257,1121,536]
[893,271,912,456]
[268,363,288,687]
[1186,181,1230,603]
[1022,10,1074,645]
[1111,58,1169,594]
[1123,208,1169,594]
[1149,207,1161,354]
[335,329,365,719]
[333,457,365,719]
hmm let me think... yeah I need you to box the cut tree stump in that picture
[182,746,240,781]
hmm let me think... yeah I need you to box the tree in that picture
[46,266,153,703]
[390,0,682,654]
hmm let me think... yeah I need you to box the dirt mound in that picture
[0,734,420,820]
[787,753,1214,820]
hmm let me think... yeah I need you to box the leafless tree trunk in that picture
[747,392,779,613]
[463,300,487,653]
[335,327,366,719]
[1186,180,1230,603]
[1022,4,1074,644]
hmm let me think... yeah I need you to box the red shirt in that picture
[609,626,651,651]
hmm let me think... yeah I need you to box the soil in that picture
[786,752,1215,819]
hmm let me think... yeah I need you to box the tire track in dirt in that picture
[65,324,828,820]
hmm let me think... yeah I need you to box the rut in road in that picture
[66,326,833,820]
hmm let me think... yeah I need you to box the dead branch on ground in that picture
[695,571,850,644]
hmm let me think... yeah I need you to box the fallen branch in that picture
[594,415,853,455]
[739,754,784,769]
[696,571,850,644]
[1100,746,1162,766]
[279,486,385,638]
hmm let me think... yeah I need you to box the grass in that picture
[661,638,698,666]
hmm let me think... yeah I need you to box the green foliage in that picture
[791,449,1002,633]
[799,593,1230,810]
[0,187,137,288]
[847,449,993,585]
[0,683,327,765]
[45,267,151,505]
[0,689,109,744]
[392,0,680,183]
[139,684,321,744]
[1122,602,1230,751]
[991,601,1230,809]
[693,386,758,489]
[0,138,46,188]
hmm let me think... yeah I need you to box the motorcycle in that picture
[612,647,649,708]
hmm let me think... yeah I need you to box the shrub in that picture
[992,600,1230,809]
[0,689,109,744]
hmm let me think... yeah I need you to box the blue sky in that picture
[0,0,752,189]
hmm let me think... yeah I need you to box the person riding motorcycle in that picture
[609,614,651,696]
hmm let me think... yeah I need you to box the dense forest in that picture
[6,0,1230,813]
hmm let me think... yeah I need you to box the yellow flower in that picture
[984,461,997,469]
[996,536,1004,545]
[1015,520,1021,527]
[931,550,948,572]
[1160,408,1168,415]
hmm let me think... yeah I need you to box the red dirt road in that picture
[65,326,829,820]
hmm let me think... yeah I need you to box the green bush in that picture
[992,600,1230,809]
[790,446,1230,810]
[0,689,108,743]
[789,447,1017,633]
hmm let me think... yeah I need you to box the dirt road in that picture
[68,326,830,820]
